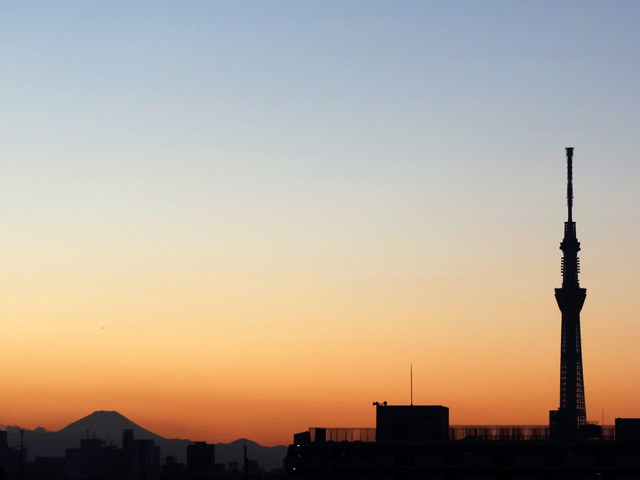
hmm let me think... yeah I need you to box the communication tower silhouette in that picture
[551,147,588,439]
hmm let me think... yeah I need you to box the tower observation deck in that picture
[550,147,588,440]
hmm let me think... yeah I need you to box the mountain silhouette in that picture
[56,410,165,445]
[3,410,286,471]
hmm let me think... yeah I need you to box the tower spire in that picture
[560,147,581,289]
[551,147,588,440]
[566,147,573,224]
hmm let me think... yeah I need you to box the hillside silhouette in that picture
[3,410,286,471]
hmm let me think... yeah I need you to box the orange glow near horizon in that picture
[4,270,640,446]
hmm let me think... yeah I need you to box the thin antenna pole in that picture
[410,364,413,406]
[244,440,248,480]
[566,147,574,223]
[20,429,24,480]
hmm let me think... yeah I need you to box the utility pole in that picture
[243,440,248,480]
[20,429,24,480]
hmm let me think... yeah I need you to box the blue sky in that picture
[2,1,640,441]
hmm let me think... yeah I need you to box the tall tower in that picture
[551,147,588,439]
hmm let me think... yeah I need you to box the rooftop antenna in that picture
[244,439,248,480]
[410,364,413,406]
[20,429,24,480]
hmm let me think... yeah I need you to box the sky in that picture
[2,1,640,447]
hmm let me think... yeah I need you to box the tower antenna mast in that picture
[567,147,573,224]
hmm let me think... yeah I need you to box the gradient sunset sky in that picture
[2,1,640,446]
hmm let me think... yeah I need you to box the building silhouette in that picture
[187,441,216,474]
[0,429,269,480]
[2,428,162,480]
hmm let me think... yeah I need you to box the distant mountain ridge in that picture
[56,410,168,447]
[2,410,287,472]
